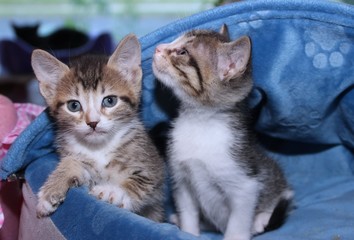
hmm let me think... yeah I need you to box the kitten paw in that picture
[36,190,66,217]
[169,213,180,226]
[223,237,250,240]
[252,212,272,235]
[90,185,133,210]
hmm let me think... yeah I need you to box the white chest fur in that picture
[65,123,134,170]
[170,110,259,236]
[170,110,238,170]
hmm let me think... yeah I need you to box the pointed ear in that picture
[31,49,69,104]
[218,36,251,81]
[107,34,142,86]
[219,24,230,41]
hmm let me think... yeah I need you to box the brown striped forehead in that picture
[166,30,226,57]
[185,29,229,43]
[69,55,108,90]
[55,55,139,108]
[164,34,195,51]
[166,35,208,98]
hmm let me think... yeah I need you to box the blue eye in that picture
[102,96,118,108]
[67,100,81,112]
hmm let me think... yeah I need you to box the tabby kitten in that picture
[152,25,293,239]
[31,34,165,222]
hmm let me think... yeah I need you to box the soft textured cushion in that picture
[1,0,354,239]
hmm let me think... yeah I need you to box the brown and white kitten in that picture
[31,34,165,222]
[152,25,293,239]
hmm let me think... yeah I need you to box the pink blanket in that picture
[0,103,44,229]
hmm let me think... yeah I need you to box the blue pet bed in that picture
[1,0,354,239]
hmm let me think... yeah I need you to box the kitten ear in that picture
[218,36,251,81]
[107,34,142,85]
[31,49,70,103]
[219,24,230,41]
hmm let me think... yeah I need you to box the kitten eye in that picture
[67,100,81,112]
[102,96,118,108]
[176,48,188,56]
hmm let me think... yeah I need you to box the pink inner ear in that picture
[229,62,236,72]
[223,63,235,77]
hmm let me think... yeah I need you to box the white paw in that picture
[223,237,250,240]
[224,227,251,240]
[36,189,64,217]
[90,185,133,210]
[169,213,180,226]
[253,212,272,234]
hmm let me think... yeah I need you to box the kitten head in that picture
[31,34,142,148]
[152,25,252,108]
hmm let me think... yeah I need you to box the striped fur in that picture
[153,26,293,239]
[152,27,253,109]
[31,34,165,222]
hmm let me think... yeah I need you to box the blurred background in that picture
[0,0,216,41]
[0,0,219,105]
[0,0,352,105]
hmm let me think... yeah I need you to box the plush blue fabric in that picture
[2,0,354,239]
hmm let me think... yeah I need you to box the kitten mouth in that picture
[86,129,106,136]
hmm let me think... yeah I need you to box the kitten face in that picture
[32,34,142,148]
[152,25,253,108]
[54,59,138,146]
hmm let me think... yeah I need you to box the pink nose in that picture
[155,43,168,54]
[155,47,161,53]
[87,121,98,130]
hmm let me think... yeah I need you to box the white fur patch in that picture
[170,110,259,236]
[36,191,60,217]
[171,110,236,168]
[65,121,135,170]
[253,212,272,234]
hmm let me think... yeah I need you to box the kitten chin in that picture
[153,25,293,239]
[74,131,110,149]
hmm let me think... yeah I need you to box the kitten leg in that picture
[175,184,200,236]
[37,158,88,217]
[223,180,259,240]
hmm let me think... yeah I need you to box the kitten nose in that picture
[155,46,161,53]
[87,121,98,130]
[155,44,167,54]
